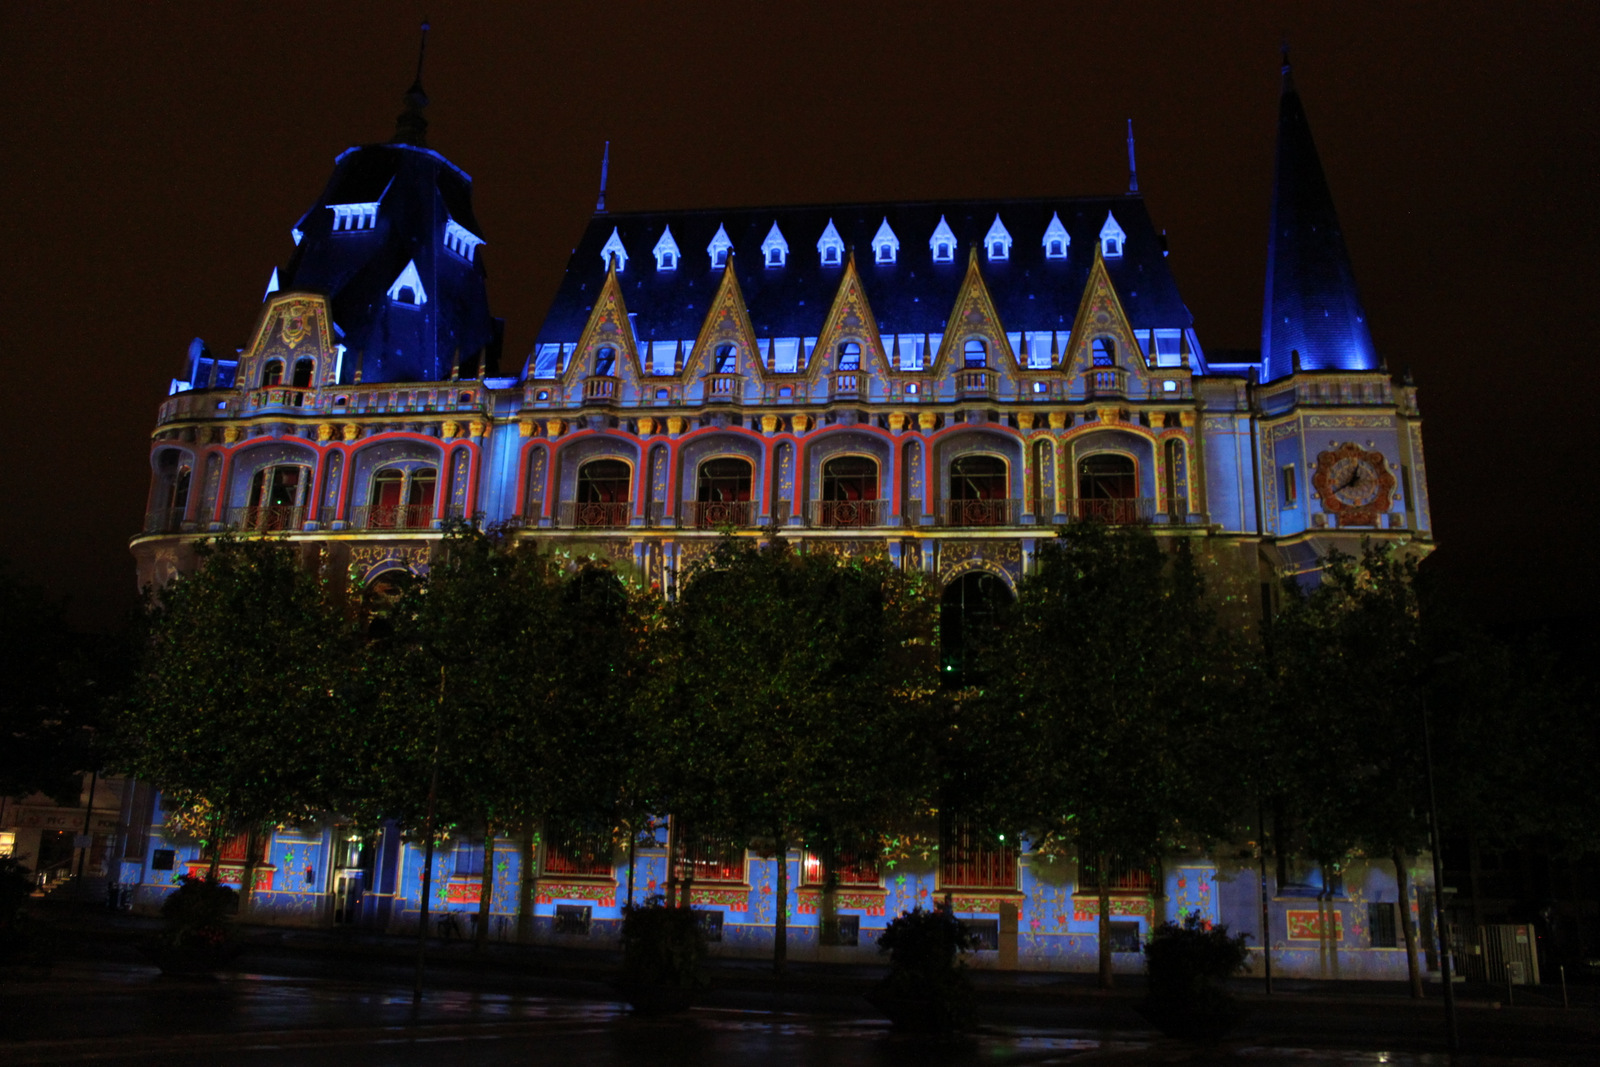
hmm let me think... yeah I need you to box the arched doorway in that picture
[574,458,631,528]
[819,455,879,527]
[939,571,1013,687]
[694,457,753,528]
[1077,453,1141,524]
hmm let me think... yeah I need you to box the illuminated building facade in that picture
[122,61,1435,976]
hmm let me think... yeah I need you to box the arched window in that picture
[594,346,617,377]
[1091,338,1115,367]
[837,341,861,370]
[694,457,753,528]
[1049,239,1064,257]
[1077,453,1141,524]
[963,338,987,368]
[244,464,306,530]
[574,458,630,527]
[367,465,437,529]
[172,465,192,514]
[819,455,879,527]
[713,344,737,374]
[948,454,1010,525]
[292,358,315,388]
[939,571,1012,686]
[262,360,284,387]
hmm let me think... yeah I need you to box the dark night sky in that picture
[3,3,1596,632]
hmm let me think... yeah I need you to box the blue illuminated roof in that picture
[1260,64,1380,381]
[531,196,1192,359]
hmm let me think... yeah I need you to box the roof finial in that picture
[392,18,431,146]
[596,141,611,214]
[1126,119,1139,194]
[1281,37,1295,92]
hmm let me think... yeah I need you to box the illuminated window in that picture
[837,341,861,370]
[594,346,617,377]
[929,215,957,263]
[387,260,428,306]
[243,464,307,530]
[329,201,380,231]
[940,820,1017,889]
[574,459,630,527]
[1092,337,1115,367]
[760,221,788,268]
[984,213,1012,261]
[653,225,680,270]
[367,466,437,529]
[443,218,485,263]
[1042,211,1070,260]
[817,219,845,266]
[1099,211,1126,257]
[599,227,629,272]
[708,223,733,269]
[963,338,987,368]
[871,217,899,264]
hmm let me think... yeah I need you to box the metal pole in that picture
[76,768,99,880]
[1561,965,1568,1009]
[1421,693,1459,1051]
[1258,798,1273,994]
[413,664,446,1007]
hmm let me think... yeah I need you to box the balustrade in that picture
[957,368,992,398]
[832,372,860,397]
[582,375,617,403]
[248,386,315,411]
[705,374,739,400]
[1085,368,1128,397]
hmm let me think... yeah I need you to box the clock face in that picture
[1312,443,1396,526]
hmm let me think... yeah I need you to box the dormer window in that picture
[984,214,1012,262]
[761,221,789,268]
[329,201,380,232]
[1042,211,1070,260]
[708,223,734,269]
[964,338,987,368]
[594,346,617,376]
[1099,211,1126,257]
[600,227,629,272]
[443,218,485,263]
[817,219,845,266]
[1092,337,1115,367]
[871,218,899,264]
[387,260,428,306]
[837,341,861,370]
[714,344,737,373]
[929,215,957,263]
[653,225,681,271]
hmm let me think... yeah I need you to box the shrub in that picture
[0,857,38,965]
[1139,913,1252,1041]
[870,906,979,1031]
[619,897,708,993]
[158,875,239,949]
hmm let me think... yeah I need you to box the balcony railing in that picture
[957,368,992,398]
[248,386,315,411]
[944,498,1020,526]
[226,505,306,531]
[558,500,632,528]
[812,499,882,528]
[685,500,755,529]
[350,504,435,530]
[582,375,617,404]
[832,372,861,397]
[705,374,739,400]
[1073,497,1155,525]
[1085,368,1128,397]
[143,508,189,534]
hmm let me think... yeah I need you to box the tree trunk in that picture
[238,826,261,920]
[1394,847,1424,999]
[774,832,788,976]
[664,816,678,908]
[626,821,637,910]
[413,663,445,1005]
[820,844,839,952]
[206,813,223,883]
[1258,799,1274,994]
[474,827,495,950]
[516,826,536,943]
[1097,852,1114,989]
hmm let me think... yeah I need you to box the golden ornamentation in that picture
[667,416,686,435]
[222,425,242,444]
[342,424,360,442]
[917,411,937,431]
[518,419,535,437]
[1179,411,1197,428]
[888,412,908,433]
[760,414,780,434]
[1048,410,1068,429]
[1097,406,1120,424]
[791,414,811,433]
[316,423,335,442]
[441,420,460,440]
[546,419,565,438]
[1016,412,1034,430]
[468,419,487,438]
[637,416,656,436]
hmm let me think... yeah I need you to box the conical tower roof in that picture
[1261,56,1380,381]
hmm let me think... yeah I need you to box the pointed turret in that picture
[1261,52,1379,381]
[392,21,431,147]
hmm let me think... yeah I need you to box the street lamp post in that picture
[1421,688,1459,1053]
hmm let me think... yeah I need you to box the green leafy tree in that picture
[644,533,938,974]
[118,536,355,913]
[978,524,1240,988]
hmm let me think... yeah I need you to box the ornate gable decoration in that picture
[808,253,885,382]
[1063,244,1149,378]
[931,249,1014,375]
[563,259,643,390]
[685,256,763,385]
[241,293,336,385]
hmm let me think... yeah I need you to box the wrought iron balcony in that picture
[143,508,189,534]
[812,499,882,528]
[350,504,435,530]
[558,500,631,528]
[1073,497,1155,525]
[685,500,755,528]
[226,505,306,532]
[944,498,1020,526]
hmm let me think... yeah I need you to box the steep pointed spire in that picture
[596,141,610,214]
[392,19,431,147]
[1126,119,1139,194]
[1261,52,1379,381]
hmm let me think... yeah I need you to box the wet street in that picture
[2,957,1588,1066]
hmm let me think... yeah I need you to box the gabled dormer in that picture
[707,223,734,269]
[817,219,845,267]
[652,225,680,270]
[929,215,957,263]
[387,260,428,306]
[443,218,484,263]
[760,221,789,268]
[600,227,629,272]
[1099,212,1126,257]
[984,214,1012,262]
[1042,211,1070,260]
[871,218,899,264]
[329,200,381,232]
